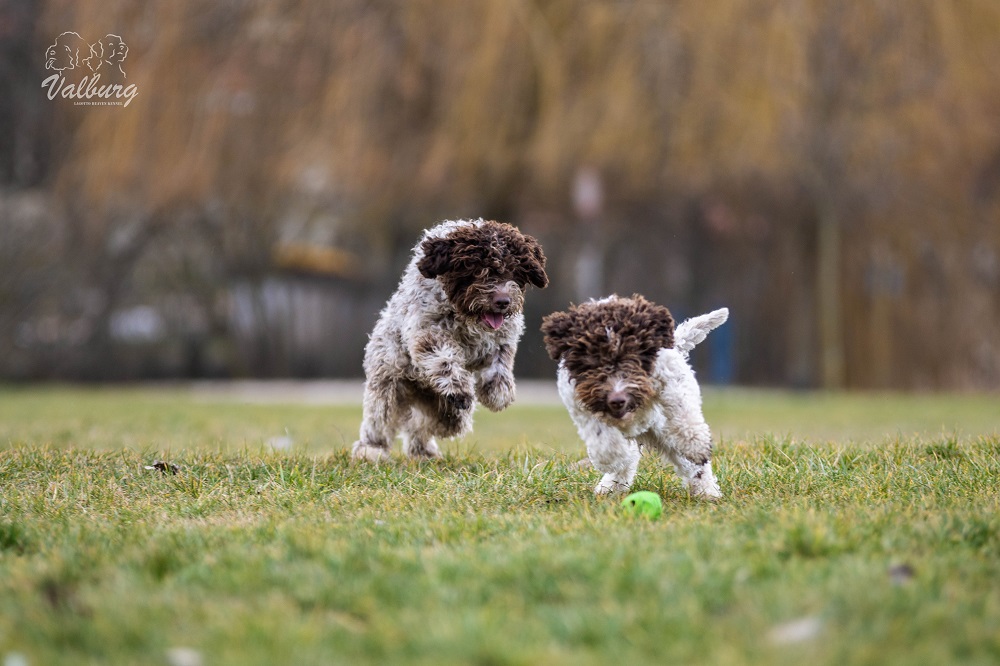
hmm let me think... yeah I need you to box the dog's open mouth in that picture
[481,312,505,330]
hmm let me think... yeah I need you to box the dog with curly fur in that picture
[541,295,728,498]
[352,219,548,462]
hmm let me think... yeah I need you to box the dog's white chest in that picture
[617,406,664,438]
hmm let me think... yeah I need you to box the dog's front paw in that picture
[436,392,475,436]
[693,486,722,502]
[689,476,722,501]
[595,474,632,496]
[477,376,515,412]
[686,460,722,501]
[444,392,473,411]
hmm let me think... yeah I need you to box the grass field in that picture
[1,385,999,665]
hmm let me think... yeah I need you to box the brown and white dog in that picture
[352,219,548,461]
[542,295,728,497]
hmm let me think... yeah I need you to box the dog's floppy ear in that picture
[515,234,549,289]
[541,310,574,361]
[417,237,453,279]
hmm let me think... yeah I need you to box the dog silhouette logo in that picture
[44,31,89,71]
[42,31,138,106]
[83,34,129,78]
[46,33,129,78]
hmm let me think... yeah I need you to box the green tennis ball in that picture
[621,491,663,519]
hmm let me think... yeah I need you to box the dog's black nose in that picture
[493,294,511,311]
[607,392,628,416]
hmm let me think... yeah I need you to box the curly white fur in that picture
[353,219,539,461]
[557,305,729,498]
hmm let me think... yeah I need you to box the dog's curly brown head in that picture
[418,221,548,330]
[541,295,674,421]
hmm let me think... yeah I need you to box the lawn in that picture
[1,385,999,665]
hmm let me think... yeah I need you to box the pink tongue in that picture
[482,312,505,330]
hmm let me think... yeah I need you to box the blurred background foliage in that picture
[1,0,999,389]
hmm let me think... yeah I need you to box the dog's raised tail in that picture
[674,308,729,358]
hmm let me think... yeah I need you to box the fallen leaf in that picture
[145,460,180,475]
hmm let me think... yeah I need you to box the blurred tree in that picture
[794,1,944,389]
[2,0,998,386]
[0,0,49,187]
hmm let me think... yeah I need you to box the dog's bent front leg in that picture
[572,411,640,495]
[651,414,721,500]
[476,344,516,412]
[653,417,721,500]
[661,448,721,500]
[409,330,475,406]
[653,349,722,499]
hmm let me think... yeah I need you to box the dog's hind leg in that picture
[401,407,444,460]
[352,377,401,462]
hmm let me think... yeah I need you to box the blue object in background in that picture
[672,306,734,385]
[708,309,734,385]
